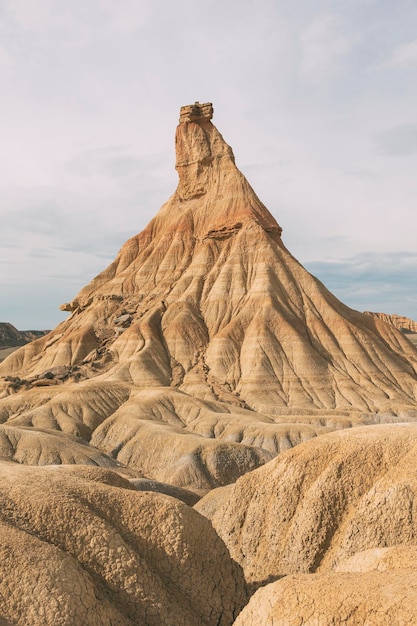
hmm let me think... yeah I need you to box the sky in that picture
[0,0,416,329]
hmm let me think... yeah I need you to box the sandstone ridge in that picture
[364,311,417,334]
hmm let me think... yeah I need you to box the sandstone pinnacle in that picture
[0,102,416,494]
[0,102,417,625]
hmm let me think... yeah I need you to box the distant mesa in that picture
[0,322,50,349]
[364,311,417,334]
[0,322,50,364]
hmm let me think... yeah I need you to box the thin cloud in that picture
[66,146,164,179]
[27,248,54,259]
[375,125,417,157]
[0,240,24,249]
[306,252,417,318]
[299,13,354,82]
[385,38,417,69]
[54,240,126,259]
[345,169,380,180]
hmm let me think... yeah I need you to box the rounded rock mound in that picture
[0,462,247,626]
[196,423,417,585]
[233,567,417,625]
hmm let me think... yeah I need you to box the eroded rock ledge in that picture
[179,101,213,123]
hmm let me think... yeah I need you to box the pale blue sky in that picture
[0,0,416,328]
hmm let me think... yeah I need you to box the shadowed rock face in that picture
[0,323,49,348]
[0,102,416,494]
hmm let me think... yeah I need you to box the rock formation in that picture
[0,323,49,348]
[197,422,417,624]
[0,463,247,625]
[0,323,49,363]
[364,311,417,334]
[0,102,417,494]
[0,102,417,624]
[233,567,417,625]
[196,423,417,584]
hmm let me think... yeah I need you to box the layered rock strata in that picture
[364,311,417,334]
[0,103,417,625]
[0,102,416,494]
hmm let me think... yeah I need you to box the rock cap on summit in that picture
[179,101,213,123]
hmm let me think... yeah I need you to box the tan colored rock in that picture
[179,101,214,123]
[2,103,416,409]
[0,423,128,469]
[365,311,417,333]
[196,423,417,584]
[0,101,416,491]
[233,569,417,625]
[1,381,131,439]
[91,413,272,492]
[59,300,80,312]
[335,544,417,573]
[0,462,247,625]
[128,477,200,506]
[0,102,416,624]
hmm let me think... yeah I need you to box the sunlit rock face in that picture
[0,463,247,626]
[365,310,417,333]
[1,102,417,625]
[0,102,416,493]
[233,567,417,626]
[196,423,417,584]
[198,423,417,625]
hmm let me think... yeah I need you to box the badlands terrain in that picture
[0,323,49,363]
[1,102,417,624]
